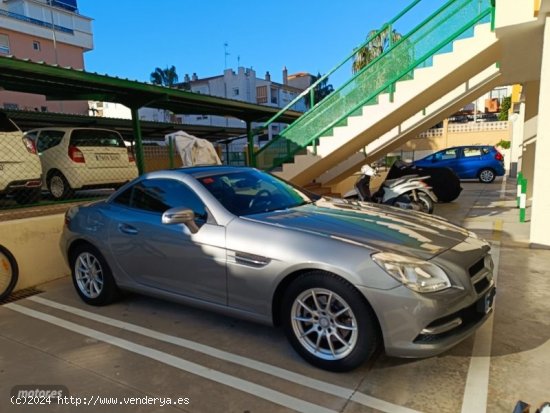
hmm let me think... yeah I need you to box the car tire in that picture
[478,168,496,183]
[282,271,379,371]
[13,188,41,205]
[48,172,74,200]
[0,244,18,301]
[70,244,120,306]
[417,192,434,214]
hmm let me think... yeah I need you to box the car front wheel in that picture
[478,168,496,183]
[282,272,379,371]
[70,244,119,306]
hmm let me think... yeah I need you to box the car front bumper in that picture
[359,238,495,358]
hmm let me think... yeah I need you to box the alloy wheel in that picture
[480,169,495,183]
[74,252,104,299]
[290,288,358,360]
[50,175,65,199]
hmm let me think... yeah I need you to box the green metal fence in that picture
[255,0,493,171]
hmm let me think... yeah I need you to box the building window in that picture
[33,41,41,51]
[233,87,239,96]
[490,88,508,103]
[0,34,10,55]
[270,87,278,104]
[256,86,267,104]
[3,103,19,110]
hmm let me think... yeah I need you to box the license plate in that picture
[478,288,496,314]
[95,154,120,161]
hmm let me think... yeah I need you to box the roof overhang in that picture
[0,56,303,124]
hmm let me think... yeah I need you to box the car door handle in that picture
[118,223,138,235]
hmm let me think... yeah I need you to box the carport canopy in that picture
[0,55,302,172]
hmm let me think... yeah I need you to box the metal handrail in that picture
[0,9,73,34]
[260,9,492,170]
[255,0,494,169]
[261,0,422,128]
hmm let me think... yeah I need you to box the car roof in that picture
[441,145,493,150]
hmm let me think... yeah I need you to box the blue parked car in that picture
[413,146,505,183]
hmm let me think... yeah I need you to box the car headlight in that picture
[372,252,451,293]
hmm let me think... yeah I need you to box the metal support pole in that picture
[388,24,395,102]
[168,137,175,169]
[246,121,255,167]
[130,107,145,175]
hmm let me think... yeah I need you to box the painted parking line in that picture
[26,295,422,413]
[460,241,501,413]
[5,302,336,413]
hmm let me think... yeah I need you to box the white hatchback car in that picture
[0,112,42,204]
[25,127,138,200]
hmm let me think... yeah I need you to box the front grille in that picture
[474,277,490,294]
[469,258,484,277]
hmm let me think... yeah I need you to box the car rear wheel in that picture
[70,244,119,306]
[478,168,496,183]
[48,172,74,200]
[282,272,379,371]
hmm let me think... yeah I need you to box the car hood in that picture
[245,198,471,260]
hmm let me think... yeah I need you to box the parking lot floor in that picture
[0,178,548,413]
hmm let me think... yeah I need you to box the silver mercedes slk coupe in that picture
[61,166,496,371]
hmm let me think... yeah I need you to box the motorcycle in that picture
[343,164,437,213]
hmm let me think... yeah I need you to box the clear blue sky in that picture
[79,0,441,87]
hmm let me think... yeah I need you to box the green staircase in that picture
[254,0,494,172]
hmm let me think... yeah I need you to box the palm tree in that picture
[150,66,179,87]
[309,73,334,108]
[352,28,403,73]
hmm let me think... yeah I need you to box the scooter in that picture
[343,164,437,213]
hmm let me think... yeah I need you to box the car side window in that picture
[463,147,482,157]
[437,149,458,160]
[113,178,207,220]
[37,130,65,152]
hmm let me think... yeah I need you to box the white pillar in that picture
[530,16,550,248]
[508,102,524,178]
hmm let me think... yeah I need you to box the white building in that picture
[89,67,313,152]
[175,67,311,148]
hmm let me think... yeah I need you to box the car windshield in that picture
[197,169,316,216]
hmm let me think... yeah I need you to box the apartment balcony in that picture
[0,0,93,51]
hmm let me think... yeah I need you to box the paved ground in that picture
[1,178,548,413]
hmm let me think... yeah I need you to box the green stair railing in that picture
[255,0,493,171]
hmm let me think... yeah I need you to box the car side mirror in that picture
[431,158,438,163]
[162,207,199,234]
